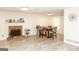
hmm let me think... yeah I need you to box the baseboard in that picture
[64,39,79,47]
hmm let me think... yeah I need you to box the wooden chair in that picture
[53,27,57,39]
[36,25,40,36]
[45,26,53,38]
[42,27,47,37]
[38,26,47,38]
[38,26,43,38]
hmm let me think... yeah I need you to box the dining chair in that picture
[46,26,53,38]
[42,27,47,36]
[38,26,43,38]
[53,27,57,39]
[36,25,40,36]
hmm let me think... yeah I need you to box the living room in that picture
[0,7,65,51]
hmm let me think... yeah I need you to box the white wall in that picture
[50,16,64,34]
[64,8,79,46]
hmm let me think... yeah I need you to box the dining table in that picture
[36,26,53,38]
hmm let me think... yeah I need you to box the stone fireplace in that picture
[9,26,22,37]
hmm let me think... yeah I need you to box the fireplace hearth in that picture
[9,26,22,37]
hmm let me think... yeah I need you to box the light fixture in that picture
[48,14,53,16]
[21,7,29,11]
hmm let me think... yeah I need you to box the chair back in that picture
[53,27,57,33]
[36,25,40,29]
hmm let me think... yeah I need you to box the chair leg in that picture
[54,34,57,39]
[56,33,57,39]
[52,35,54,40]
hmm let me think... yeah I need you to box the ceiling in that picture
[0,7,64,13]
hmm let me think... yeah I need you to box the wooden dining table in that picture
[36,26,53,38]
